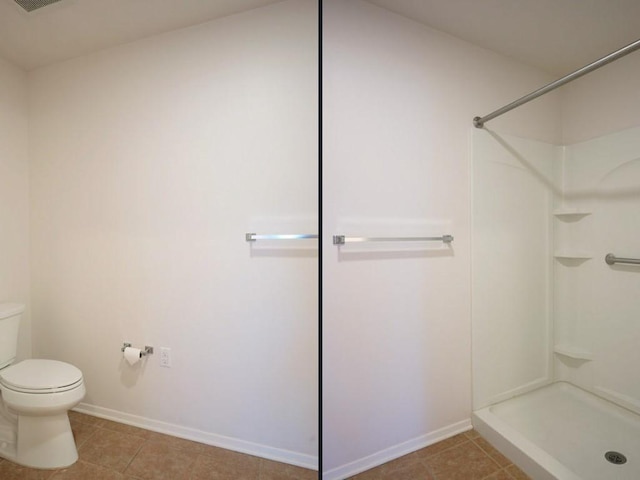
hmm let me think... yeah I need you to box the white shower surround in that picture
[472,125,640,479]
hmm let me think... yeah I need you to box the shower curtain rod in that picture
[473,37,640,128]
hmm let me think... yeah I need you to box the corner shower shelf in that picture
[554,251,593,260]
[554,344,593,361]
[553,208,592,218]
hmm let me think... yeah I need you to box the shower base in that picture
[472,381,640,480]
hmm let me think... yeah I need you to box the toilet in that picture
[0,303,85,469]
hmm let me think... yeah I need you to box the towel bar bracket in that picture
[605,253,640,266]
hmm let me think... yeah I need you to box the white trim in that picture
[73,402,318,470]
[322,419,472,480]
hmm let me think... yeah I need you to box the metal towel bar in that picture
[333,235,453,245]
[605,253,640,266]
[246,233,318,242]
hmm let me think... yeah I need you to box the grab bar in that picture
[333,235,453,245]
[605,253,640,266]
[246,233,318,242]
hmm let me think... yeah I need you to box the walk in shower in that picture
[472,39,640,480]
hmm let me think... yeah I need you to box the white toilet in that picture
[0,303,85,469]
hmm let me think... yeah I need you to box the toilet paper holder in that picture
[121,343,154,356]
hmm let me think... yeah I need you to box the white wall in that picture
[0,58,30,361]
[322,0,561,477]
[562,53,640,144]
[28,0,317,468]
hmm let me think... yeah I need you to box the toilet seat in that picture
[0,359,83,394]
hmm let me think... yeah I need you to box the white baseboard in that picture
[322,418,472,480]
[73,402,318,471]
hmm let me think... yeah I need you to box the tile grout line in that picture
[421,435,502,480]
[120,435,146,477]
[425,435,473,458]
[423,434,509,480]
[470,436,528,480]
[74,419,147,476]
[71,419,98,449]
[481,466,519,480]
[422,438,474,480]
[469,435,512,469]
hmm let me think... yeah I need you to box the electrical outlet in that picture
[160,347,171,367]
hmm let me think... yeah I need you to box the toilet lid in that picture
[0,359,83,392]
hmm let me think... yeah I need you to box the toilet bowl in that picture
[0,304,85,469]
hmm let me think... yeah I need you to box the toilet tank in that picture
[0,303,25,369]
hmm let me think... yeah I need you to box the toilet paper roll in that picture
[124,347,142,366]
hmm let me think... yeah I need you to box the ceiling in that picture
[0,0,285,70]
[365,0,640,76]
[1,0,640,74]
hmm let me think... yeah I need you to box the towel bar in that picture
[245,233,318,242]
[333,235,453,245]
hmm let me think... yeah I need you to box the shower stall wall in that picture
[472,130,558,412]
[471,126,640,479]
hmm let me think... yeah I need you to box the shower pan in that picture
[474,382,640,480]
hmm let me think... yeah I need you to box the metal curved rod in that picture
[473,38,640,128]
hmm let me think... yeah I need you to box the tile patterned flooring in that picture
[0,414,531,480]
[348,429,532,480]
[0,411,317,479]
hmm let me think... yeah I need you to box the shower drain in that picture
[605,451,627,465]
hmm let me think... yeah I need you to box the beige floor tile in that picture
[347,468,382,480]
[93,419,154,440]
[124,441,197,480]
[348,467,383,479]
[483,468,517,480]
[70,419,99,447]
[382,461,433,479]
[379,453,421,472]
[505,463,532,479]
[0,459,55,479]
[464,429,481,440]
[258,458,317,479]
[414,433,470,458]
[144,431,210,455]
[49,460,126,479]
[347,454,434,480]
[425,440,501,480]
[79,428,145,472]
[68,411,103,426]
[189,448,261,479]
[472,436,511,467]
